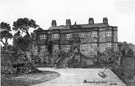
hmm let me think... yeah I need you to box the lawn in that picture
[1,71,60,86]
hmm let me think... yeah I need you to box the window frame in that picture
[53,34,60,39]
[107,43,112,48]
[40,34,47,40]
[106,31,112,37]
[92,32,98,42]
[80,33,85,38]
[66,34,72,39]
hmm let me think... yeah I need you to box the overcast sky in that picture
[0,0,135,44]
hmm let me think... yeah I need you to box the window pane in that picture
[106,31,112,37]
[53,34,59,39]
[92,32,98,42]
[40,34,46,40]
[80,33,85,38]
[66,34,72,39]
[107,43,112,48]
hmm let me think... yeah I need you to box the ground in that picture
[32,68,126,86]
[1,71,60,86]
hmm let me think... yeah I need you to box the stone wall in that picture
[61,45,71,53]
[113,31,118,42]
[80,43,98,57]
[31,45,38,56]
[80,32,91,43]
[113,43,118,51]
[99,43,107,53]
[99,31,106,42]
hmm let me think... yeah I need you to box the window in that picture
[106,31,112,42]
[92,32,97,37]
[92,32,98,42]
[107,43,112,48]
[106,31,112,37]
[40,34,46,40]
[66,34,72,39]
[66,45,71,50]
[53,45,59,51]
[53,34,60,39]
[80,33,85,38]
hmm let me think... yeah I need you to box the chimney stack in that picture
[103,17,108,24]
[51,20,57,26]
[66,19,71,26]
[88,18,94,24]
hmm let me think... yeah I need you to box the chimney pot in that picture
[103,17,108,24]
[89,18,94,24]
[66,19,71,26]
[51,20,57,26]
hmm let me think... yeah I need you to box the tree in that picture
[13,18,38,36]
[0,22,13,48]
[47,40,53,54]
[13,18,38,51]
[118,42,132,56]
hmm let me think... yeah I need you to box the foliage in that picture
[118,42,134,57]
[1,18,42,76]
[98,49,121,66]
[13,18,38,36]
[13,35,31,51]
[31,55,41,64]
[0,22,13,48]
[47,40,53,54]
[127,49,134,57]
[13,18,38,52]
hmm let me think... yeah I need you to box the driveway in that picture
[32,68,126,86]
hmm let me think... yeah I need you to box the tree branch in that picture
[5,38,8,46]
[26,30,30,36]
[0,39,6,46]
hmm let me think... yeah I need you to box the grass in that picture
[1,71,60,86]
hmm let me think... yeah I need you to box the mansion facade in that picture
[32,17,118,66]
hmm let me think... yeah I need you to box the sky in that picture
[0,0,135,44]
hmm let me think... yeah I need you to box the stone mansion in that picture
[32,17,118,66]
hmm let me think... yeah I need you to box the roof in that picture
[48,23,110,30]
[49,25,70,30]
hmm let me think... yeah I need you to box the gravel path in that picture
[32,68,126,86]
